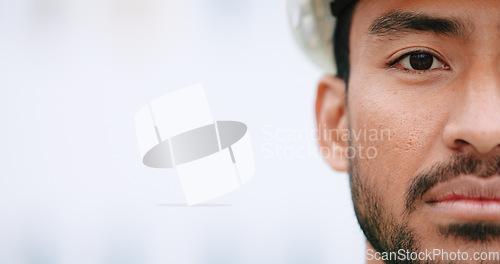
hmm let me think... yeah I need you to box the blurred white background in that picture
[0,0,364,263]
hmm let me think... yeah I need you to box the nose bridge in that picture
[463,56,500,114]
[443,57,500,154]
[466,62,499,104]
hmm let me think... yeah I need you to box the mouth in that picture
[423,176,500,221]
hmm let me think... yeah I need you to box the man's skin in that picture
[316,0,500,263]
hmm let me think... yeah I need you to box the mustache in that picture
[405,154,500,214]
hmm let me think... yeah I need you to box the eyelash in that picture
[386,49,449,73]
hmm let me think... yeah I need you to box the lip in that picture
[422,176,500,221]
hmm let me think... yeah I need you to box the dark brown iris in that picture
[409,53,434,70]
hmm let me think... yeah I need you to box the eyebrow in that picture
[369,11,472,39]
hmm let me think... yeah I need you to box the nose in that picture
[442,65,500,154]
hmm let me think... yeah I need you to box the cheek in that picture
[347,84,447,211]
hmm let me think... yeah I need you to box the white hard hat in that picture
[286,0,354,74]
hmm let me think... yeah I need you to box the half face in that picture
[317,0,500,263]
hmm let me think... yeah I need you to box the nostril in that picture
[451,139,471,151]
[455,139,469,147]
[454,138,500,154]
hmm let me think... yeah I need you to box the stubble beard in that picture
[347,141,500,264]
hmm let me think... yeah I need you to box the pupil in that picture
[409,53,433,70]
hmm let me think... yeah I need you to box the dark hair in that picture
[333,0,358,84]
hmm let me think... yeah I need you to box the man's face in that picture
[318,0,500,262]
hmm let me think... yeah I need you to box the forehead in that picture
[353,0,500,20]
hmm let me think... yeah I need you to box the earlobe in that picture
[316,75,349,172]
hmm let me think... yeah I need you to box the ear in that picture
[316,75,349,172]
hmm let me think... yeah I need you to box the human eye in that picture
[388,50,450,72]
